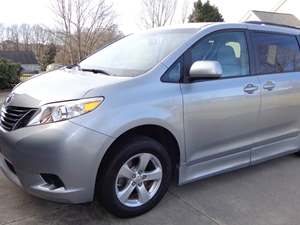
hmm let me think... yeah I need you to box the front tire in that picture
[97,136,172,218]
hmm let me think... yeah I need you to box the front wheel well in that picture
[97,125,181,182]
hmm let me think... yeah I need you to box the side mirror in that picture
[189,60,222,79]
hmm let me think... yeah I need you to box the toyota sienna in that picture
[1,22,300,217]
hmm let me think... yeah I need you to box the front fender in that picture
[71,78,185,163]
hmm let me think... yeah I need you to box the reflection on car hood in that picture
[9,69,131,108]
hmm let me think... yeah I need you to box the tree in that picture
[141,0,178,28]
[31,25,53,64]
[19,24,32,51]
[181,0,192,23]
[189,0,224,23]
[0,24,5,50]
[40,43,57,71]
[0,59,21,89]
[6,25,20,51]
[52,0,118,64]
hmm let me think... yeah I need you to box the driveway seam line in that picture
[167,190,227,225]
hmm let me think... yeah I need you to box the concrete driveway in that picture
[1,92,300,225]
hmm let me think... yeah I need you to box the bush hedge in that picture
[0,59,21,89]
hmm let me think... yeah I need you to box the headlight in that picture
[27,97,104,126]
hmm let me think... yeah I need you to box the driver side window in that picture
[188,31,250,78]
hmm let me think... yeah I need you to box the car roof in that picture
[142,23,212,34]
[146,22,300,36]
[245,21,300,35]
[153,23,212,30]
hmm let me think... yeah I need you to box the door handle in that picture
[244,84,259,94]
[263,81,275,91]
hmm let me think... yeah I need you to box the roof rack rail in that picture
[245,21,300,30]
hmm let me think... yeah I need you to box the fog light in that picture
[41,174,65,190]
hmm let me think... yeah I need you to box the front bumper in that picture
[0,121,113,203]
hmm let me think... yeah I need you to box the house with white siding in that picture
[241,0,300,28]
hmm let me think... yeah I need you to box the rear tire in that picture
[97,136,172,218]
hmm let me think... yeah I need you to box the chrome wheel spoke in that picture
[115,153,163,207]
[117,182,136,202]
[118,164,135,179]
[143,168,162,181]
[137,183,151,204]
[138,153,152,171]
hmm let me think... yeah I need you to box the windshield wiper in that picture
[81,68,111,76]
[66,64,112,76]
[66,64,81,69]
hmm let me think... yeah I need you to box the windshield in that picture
[79,29,197,77]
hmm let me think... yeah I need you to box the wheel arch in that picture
[96,124,182,185]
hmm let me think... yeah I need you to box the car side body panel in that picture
[180,76,261,184]
[71,64,186,163]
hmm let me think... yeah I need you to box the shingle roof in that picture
[251,10,300,28]
[0,51,38,65]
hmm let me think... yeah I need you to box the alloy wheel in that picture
[115,153,163,207]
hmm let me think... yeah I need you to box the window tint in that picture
[188,31,250,78]
[80,30,195,77]
[253,33,300,74]
[162,61,181,82]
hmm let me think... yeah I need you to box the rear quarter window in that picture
[252,32,300,74]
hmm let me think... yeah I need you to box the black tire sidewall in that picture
[99,136,172,218]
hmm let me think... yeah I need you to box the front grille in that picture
[0,106,37,131]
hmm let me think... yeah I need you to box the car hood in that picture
[10,69,131,108]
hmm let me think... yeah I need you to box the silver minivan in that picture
[1,22,300,217]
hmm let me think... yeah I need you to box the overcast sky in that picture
[0,0,284,34]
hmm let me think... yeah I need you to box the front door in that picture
[181,31,260,170]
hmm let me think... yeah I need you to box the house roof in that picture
[242,10,300,28]
[0,51,38,65]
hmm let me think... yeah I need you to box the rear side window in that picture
[252,32,300,74]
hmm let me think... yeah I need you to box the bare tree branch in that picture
[141,0,178,29]
[0,0,121,67]
[19,24,31,50]
[51,0,118,63]
[181,0,192,23]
